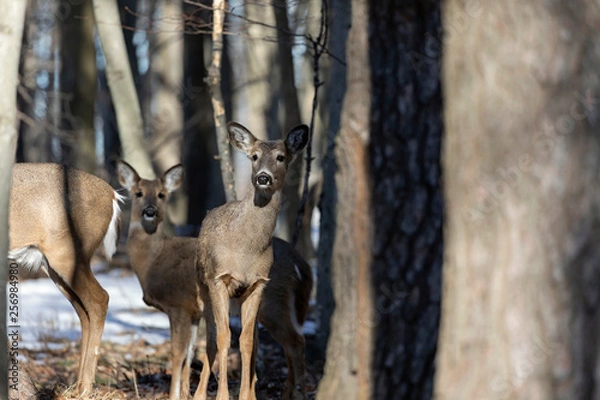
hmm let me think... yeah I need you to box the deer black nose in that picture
[142,207,157,219]
[256,173,272,186]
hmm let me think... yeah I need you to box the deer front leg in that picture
[210,282,231,400]
[239,282,266,400]
[168,309,193,400]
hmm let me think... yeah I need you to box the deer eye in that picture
[276,155,285,162]
[135,191,143,198]
[252,154,258,161]
[158,192,166,199]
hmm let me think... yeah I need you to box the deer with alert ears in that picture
[118,160,313,400]
[194,122,309,400]
[117,160,198,400]
[8,163,123,395]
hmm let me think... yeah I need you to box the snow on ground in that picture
[15,266,317,352]
[16,268,170,351]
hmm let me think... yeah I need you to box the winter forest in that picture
[1,0,600,399]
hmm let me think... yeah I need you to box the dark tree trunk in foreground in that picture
[436,1,600,399]
[369,1,444,399]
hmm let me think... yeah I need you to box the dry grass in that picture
[13,328,322,399]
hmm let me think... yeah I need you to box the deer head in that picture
[228,122,309,204]
[116,160,184,234]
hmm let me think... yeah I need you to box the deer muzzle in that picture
[255,172,273,187]
[142,206,157,220]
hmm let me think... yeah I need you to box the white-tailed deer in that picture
[117,161,197,400]
[195,122,309,400]
[117,160,313,400]
[8,163,123,395]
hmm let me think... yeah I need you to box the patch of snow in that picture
[14,269,170,350]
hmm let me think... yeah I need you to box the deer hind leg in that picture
[259,298,307,400]
[194,291,216,400]
[239,283,266,400]
[182,316,200,399]
[46,260,108,395]
[168,308,193,400]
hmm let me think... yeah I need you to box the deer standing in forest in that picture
[194,122,309,400]
[117,160,312,400]
[8,163,123,395]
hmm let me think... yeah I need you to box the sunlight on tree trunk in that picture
[0,3,28,398]
[316,0,373,398]
[436,2,600,399]
[93,0,155,179]
[208,0,236,202]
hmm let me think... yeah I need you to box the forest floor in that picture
[14,330,323,399]
[11,261,323,399]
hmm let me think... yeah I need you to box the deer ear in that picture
[163,164,184,193]
[228,122,257,155]
[285,125,309,156]
[116,160,140,190]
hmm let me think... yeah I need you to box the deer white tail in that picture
[8,245,49,274]
[103,191,125,260]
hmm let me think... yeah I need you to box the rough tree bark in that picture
[435,1,600,399]
[93,0,155,178]
[369,1,444,399]
[0,2,28,398]
[316,0,373,398]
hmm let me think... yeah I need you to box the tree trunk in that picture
[435,1,600,399]
[0,2,28,398]
[207,0,236,202]
[227,0,276,198]
[273,0,306,250]
[149,0,187,225]
[313,0,349,364]
[93,0,155,178]
[18,0,62,163]
[316,0,373,398]
[183,1,226,230]
[369,1,444,399]
[150,0,184,172]
[61,0,97,172]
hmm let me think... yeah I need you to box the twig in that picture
[292,0,328,246]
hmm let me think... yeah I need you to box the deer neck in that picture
[240,186,282,241]
[127,220,166,281]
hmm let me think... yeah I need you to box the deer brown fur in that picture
[118,160,312,400]
[8,163,123,395]
[194,122,309,400]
